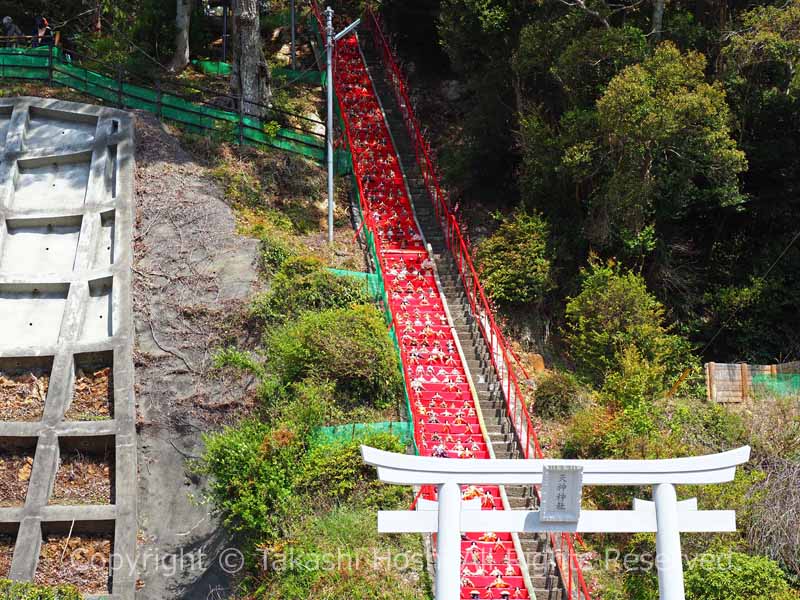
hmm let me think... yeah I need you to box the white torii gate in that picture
[361,445,751,600]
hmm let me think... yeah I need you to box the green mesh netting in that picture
[191,61,323,86]
[313,421,413,446]
[751,374,800,398]
[193,59,232,76]
[0,47,336,165]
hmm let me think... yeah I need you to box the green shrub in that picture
[0,580,81,599]
[684,551,793,600]
[565,260,693,385]
[623,566,659,600]
[267,305,402,409]
[666,399,746,453]
[531,370,588,419]
[250,256,369,325]
[562,405,616,459]
[562,401,686,460]
[212,160,263,208]
[258,234,294,274]
[474,212,554,305]
[200,378,340,541]
[201,419,298,542]
[296,433,406,510]
[278,378,339,439]
[599,345,667,411]
[254,508,430,600]
[213,347,265,378]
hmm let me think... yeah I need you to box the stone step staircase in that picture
[359,34,568,600]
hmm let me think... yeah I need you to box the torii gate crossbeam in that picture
[361,445,751,600]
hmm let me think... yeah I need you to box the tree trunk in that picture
[231,0,271,117]
[651,0,665,43]
[169,0,192,73]
[94,0,102,33]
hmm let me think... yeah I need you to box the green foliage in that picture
[561,404,615,458]
[214,347,266,378]
[595,42,746,256]
[474,211,554,305]
[723,0,800,91]
[513,13,588,104]
[0,581,81,600]
[531,370,588,419]
[253,507,430,600]
[267,305,402,409]
[599,345,667,411]
[262,120,281,139]
[436,0,528,190]
[259,237,293,274]
[297,433,406,510]
[623,569,659,600]
[563,398,688,460]
[212,160,263,208]
[565,260,693,385]
[704,274,800,363]
[200,380,333,543]
[71,0,176,72]
[200,418,295,542]
[662,11,709,51]
[250,256,369,325]
[684,552,793,600]
[554,26,647,108]
[665,398,746,452]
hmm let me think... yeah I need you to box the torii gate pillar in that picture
[654,483,686,600]
[436,481,462,600]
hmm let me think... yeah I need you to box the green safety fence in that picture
[274,67,325,86]
[346,157,418,454]
[328,268,383,297]
[307,7,419,453]
[193,60,325,86]
[752,374,800,397]
[0,46,353,168]
[313,421,413,446]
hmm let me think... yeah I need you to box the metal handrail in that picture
[365,8,593,599]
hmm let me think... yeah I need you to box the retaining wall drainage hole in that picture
[0,368,49,421]
[0,534,15,577]
[51,447,112,505]
[66,366,113,421]
[0,450,34,506]
[35,534,111,594]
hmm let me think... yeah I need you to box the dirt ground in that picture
[133,112,261,600]
[66,367,113,420]
[0,371,48,422]
[0,535,15,577]
[34,534,111,594]
[50,450,112,505]
[0,452,33,506]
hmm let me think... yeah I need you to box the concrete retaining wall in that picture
[0,97,136,599]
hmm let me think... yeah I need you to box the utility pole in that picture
[325,7,361,245]
[326,6,334,245]
[222,0,228,63]
[290,0,296,70]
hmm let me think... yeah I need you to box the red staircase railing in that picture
[364,8,593,600]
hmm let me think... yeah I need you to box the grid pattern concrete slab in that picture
[0,97,136,599]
